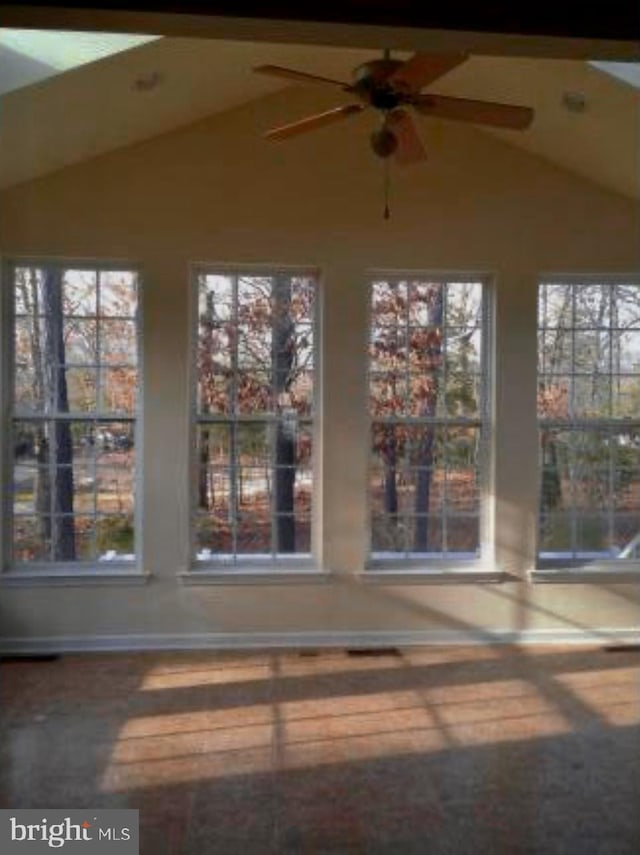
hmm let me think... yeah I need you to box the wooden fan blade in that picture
[386,110,427,165]
[264,103,364,141]
[254,64,349,88]
[390,53,467,92]
[414,94,534,129]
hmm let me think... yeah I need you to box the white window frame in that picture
[365,270,494,574]
[1,257,145,583]
[188,263,321,578]
[536,272,640,574]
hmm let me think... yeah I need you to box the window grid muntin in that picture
[369,277,488,561]
[194,268,316,564]
[9,262,139,566]
[538,279,640,562]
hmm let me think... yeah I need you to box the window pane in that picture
[446,282,482,326]
[538,280,640,564]
[371,373,409,417]
[288,370,313,416]
[369,278,485,562]
[238,325,271,370]
[615,330,640,370]
[73,463,97,513]
[446,327,482,370]
[294,468,313,514]
[96,466,134,514]
[195,269,316,561]
[444,373,481,418]
[63,270,97,316]
[64,318,97,364]
[615,284,640,329]
[13,465,37,514]
[71,515,97,560]
[14,268,45,316]
[538,328,571,375]
[237,512,272,554]
[537,377,570,419]
[97,515,134,557]
[290,277,316,322]
[15,364,42,413]
[408,371,442,417]
[576,515,611,554]
[539,514,573,555]
[238,467,271,514]
[572,375,611,418]
[370,327,408,373]
[195,513,232,557]
[371,514,407,553]
[99,271,137,317]
[10,264,139,565]
[13,516,50,561]
[409,467,445,515]
[372,281,407,326]
[237,423,270,462]
[199,372,231,414]
[66,367,98,411]
[444,516,480,554]
[574,284,610,328]
[237,372,272,414]
[614,515,640,554]
[539,283,572,328]
[95,421,135,458]
[407,516,442,554]
[101,319,137,365]
[101,367,137,414]
[612,377,640,418]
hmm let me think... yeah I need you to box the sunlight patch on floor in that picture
[553,667,640,725]
[100,681,573,792]
[138,664,271,690]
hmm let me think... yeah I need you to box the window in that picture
[538,279,640,564]
[368,276,488,562]
[8,262,139,566]
[193,268,316,565]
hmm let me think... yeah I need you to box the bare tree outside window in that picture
[369,277,487,560]
[11,264,139,564]
[194,270,315,563]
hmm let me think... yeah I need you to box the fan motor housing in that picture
[353,59,405,111]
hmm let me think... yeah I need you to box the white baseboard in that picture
[1,628,638,654]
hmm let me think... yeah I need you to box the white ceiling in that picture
[0,34,637,198]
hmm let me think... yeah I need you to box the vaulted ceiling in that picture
[0,35,637,198]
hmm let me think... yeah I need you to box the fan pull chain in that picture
[383,157,391,220]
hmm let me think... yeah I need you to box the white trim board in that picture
[0,628,638,654]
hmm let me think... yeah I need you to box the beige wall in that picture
[1,85,639,649]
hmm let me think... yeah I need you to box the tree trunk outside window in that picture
[42,268,76,560]
[273,275,296,552]
[413,284,444,551]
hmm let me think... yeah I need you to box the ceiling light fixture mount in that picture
[133,71,163,92]
[562,91,587,113]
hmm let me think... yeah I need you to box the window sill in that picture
[180,566,328,585]
[531,564,640,584]
[362,564,510,584]
[0,566,149,587]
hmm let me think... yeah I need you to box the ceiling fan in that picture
[254,51,534,164]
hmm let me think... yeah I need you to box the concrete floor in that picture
[1,645,639,854]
